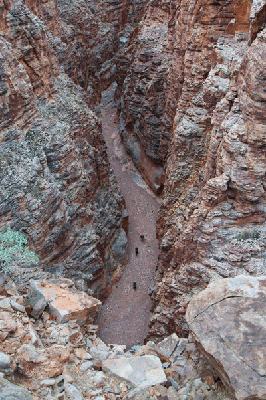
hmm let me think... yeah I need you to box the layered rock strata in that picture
[148,0,266,340]
[118,0,175,193]
[27,0,148,104]
[0,0,128,299]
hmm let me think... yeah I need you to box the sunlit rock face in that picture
[0,0,129,299]
[147,0,266,341]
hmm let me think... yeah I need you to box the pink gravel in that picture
[96,97,160,348]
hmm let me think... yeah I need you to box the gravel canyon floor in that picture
[97,91,161,347]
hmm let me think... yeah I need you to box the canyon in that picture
[0,0,266,399]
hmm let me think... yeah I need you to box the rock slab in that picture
[102,355,166,388]
[27,279,102,325]
[186,275,266,400]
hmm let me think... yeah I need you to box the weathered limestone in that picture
[186,275,266,400]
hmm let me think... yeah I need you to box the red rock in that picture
[27,279,102,325]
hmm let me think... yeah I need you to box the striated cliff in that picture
[147,0,266,340]
[0,0,132,299]
[118,0,176,194]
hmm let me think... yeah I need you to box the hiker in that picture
[133,282,137,290]
[135,247,138,255]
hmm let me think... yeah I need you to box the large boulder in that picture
[186,275,266,400]
[26,279,102,325]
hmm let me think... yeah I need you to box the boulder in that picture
[186,275,266,400]
[26,279,102,324]
[153,333,179,359]
[16,344,70,379]
[102,355,166,388]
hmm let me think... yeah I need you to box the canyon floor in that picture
[96,88,161,348]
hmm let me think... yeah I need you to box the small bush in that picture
[0,228,39,271]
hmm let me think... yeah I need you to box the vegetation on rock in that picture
[0,228,39,271]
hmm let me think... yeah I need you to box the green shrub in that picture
[0,228,39,271]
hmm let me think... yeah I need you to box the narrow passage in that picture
[97,87,160,348]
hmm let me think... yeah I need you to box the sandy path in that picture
[96,90,160,348]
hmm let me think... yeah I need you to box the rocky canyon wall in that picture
[1,0,266,345]
[0,0,136,299]
[146,0,266,340]
[118,0,176,193]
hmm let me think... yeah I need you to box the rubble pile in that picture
[0,276,233,400]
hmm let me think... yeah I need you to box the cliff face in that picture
[147,0,266,340]
[29,0,148,104]
[0,0,129,299]
[118,0,175,193]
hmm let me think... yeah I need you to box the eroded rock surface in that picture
[0,0,128,298]
[186,275,266,400]
[148,0,266,340]
[119,0,175,193]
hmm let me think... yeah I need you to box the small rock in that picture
[154,383,167,397]
[10,299,25,313]
[0,352,11,371]
[80,361,93,371]
[75,348,92,360]
[63,372,74,383]
[103,355,166,388]
[93,371,106,385]
[40,378,56,386]
[0,298,12,311]
[31,298,48,319]
[168,376,179,389]
[154,334,179,359]
[65,383,84,400]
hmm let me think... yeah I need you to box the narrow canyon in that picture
[97,86,160,348]
[0,0,266,399]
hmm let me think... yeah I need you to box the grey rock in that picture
[10,299,25,313]
[64,383,84,400]
[80,361,93,371]
[103,355,166,388]
[0,377,33,400]
[40,378,56,386]
[111,228,128,263]
[0,352,11,371]
[154,333,179,359]
[0,298,13,311]
[168,376,179,389]
[168,386,179,400]
[30,298,48,319]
